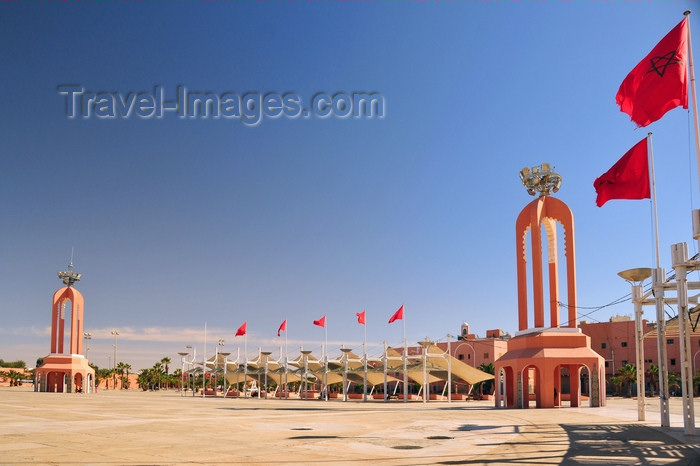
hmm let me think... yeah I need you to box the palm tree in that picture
[610,375,623,396]
[166,373,179,390]
[693,371,700,396]
[116,362,132,389]
[95,367,112,389]
[646,364,659,396]
[89,363,101,388]
[161,357,171,389]
[476,362,495,397]
[618,363,637,398]
[668,372,681,396]
[153,362,163,390]
[7,370,23,386]
[115,362,126,389]
[137,368,153,391]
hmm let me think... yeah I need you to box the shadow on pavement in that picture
[560,423,700,465]
[438,423,700,465]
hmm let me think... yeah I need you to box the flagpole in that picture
[648,133,662,268]
[403,306,407,403]
[324,318,328,401]
[203,322,207,398]
[235,347,240,397]
[684,11,700,193]
[363,312,368,402]
[285,322,288,400]
[192,346,197,397]
[383,340,388,402]
[648,130,671,425]
[244,332,248,399]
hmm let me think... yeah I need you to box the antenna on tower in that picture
[58,248,81,287]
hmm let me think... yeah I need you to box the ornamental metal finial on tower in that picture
[57,248,81,287]
[519,163,562,197]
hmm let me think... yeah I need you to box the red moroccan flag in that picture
[616,17,688,127]
[277,319,287,337]
[235,322,247,337]
[313,315,326,328]
[388,305,404,324]
[356,310,366,325]
[594,138,650,207]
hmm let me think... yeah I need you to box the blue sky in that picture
[1,1,698,370]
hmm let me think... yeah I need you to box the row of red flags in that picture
[233,305,404,337]
[594,16,688,206]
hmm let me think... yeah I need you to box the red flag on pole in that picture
[277,319,287,337]
[235,322,247,337]
[616,18,688,127]
[594,138,650,207]
[356,311,366,325]
[388,305,404,324]
[313,315,326,328]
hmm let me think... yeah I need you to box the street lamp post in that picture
[177,352,188,397]
[301,349,312,400]
[671,242,696,435]
[220,351,231,397]
[446,334,452,403]
[261,351,271,399]
[186,345,193,396]
[83,332,92,360]
[216,339,225,394]
[618,267,652,422]
[340,347,352,402]
[111,329,119,390]
[418,339,432,403]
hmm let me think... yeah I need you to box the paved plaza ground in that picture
[1,387,700,465]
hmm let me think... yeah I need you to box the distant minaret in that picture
[460,322,470,339]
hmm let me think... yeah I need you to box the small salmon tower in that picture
[495,164,605,409]
[35,261,95,393]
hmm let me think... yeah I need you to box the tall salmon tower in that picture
[495,164,605,409]
[35,261,95,393]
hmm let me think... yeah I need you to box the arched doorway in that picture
[553,366,571,407]
[522,365,540,408]
[47,371,64,393]
[74,373,84,393]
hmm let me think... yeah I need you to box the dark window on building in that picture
[483,353,489,359]
[621,360,628,366]
[467,354,471,359]
[621,342,628,347]
[605,361,609,368]
[671,359,676,366]
[667,339,674,344]
[601,343,607,349]
[458,354,464,361]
